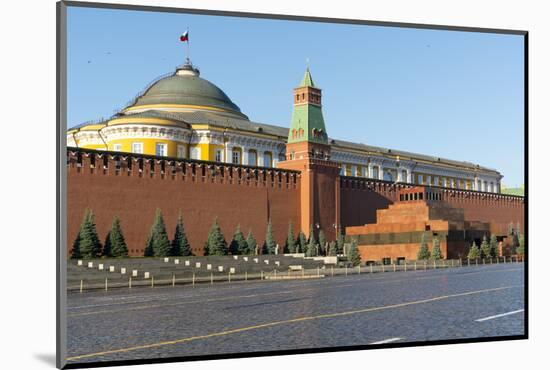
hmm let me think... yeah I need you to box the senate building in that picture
[66,57,522,261]
[67,60,503,193]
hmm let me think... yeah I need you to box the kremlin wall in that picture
[67,60,524,261]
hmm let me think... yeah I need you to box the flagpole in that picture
[186,28,190,63]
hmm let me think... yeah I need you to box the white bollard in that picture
[105,277,108,291]
[80,279,83,294]
[192,272,195,286]
[172,274,175,287]
[129,276,132,289]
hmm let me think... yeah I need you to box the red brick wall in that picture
[67,151,301,256]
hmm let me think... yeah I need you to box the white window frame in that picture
[177,145,186,159]
[113,143,122,152]
[155,143,167,157]
[248,150,257,166]
[132,142,143,154]
[232,150,241,165]
[264,151,273,167]
[215,149,223,162]
[190,146,201,160]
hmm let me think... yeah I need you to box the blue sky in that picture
[67,6,525,186]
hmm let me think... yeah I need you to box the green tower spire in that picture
[300,67,315,87]
[288,68,328,144]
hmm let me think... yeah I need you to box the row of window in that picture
[340,163,499,192]
[114,143,283,167]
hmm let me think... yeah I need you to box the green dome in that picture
[129,63,247,119]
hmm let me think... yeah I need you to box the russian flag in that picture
[180,31,189,42]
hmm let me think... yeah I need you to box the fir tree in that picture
[229,224,248,255]
[480,235,491,258]
[517,234,525,256]
[489,234,499,258]
[328,241,337,256]
[305,225,317,257]
[78,209,102,258]
[318,230,327,256]
[70,233,81,259]
[171,213,192,256]
[431,236,442,260]
[144,234,154,257]
[296,231,307,253]
[336,226,345,255]
[246,230,257,255]
[468,241,480,259]
[144,209,171,257]
[512,232,520,254]
[263,220,276,255]
[108,217,128,257]
[205,218,228,256]
[348,238,361,266]
[417,232,430,260]
[285,220,296,254]
[103,231,112,257]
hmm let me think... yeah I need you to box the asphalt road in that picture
[65,263,525,365]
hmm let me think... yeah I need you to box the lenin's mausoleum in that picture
[67,59,524,262]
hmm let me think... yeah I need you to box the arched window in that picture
[263,151,273,167]
[232,148,241,165]
[248,149,257,166]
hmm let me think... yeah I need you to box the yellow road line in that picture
[69,267,522,317]
[66,285,520,362]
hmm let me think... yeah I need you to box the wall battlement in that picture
[67,147,300,190]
